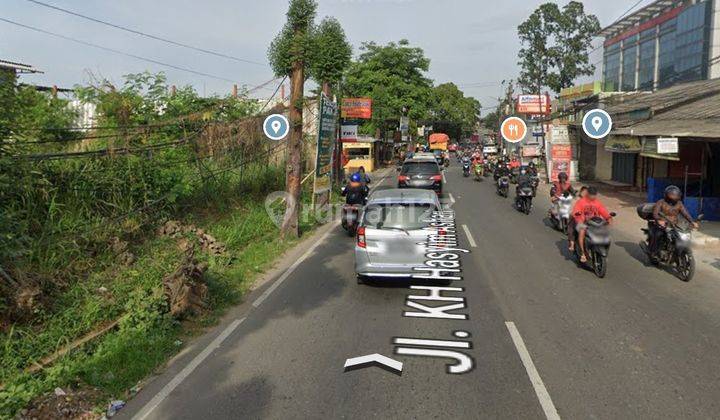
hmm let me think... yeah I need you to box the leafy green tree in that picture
[309,17,352,93]
[343,40,433,136]
[550,1,600,91]
[428,83,480,137]
[518,1,599,94]
[517,3,559,95]
[268,0,318,239]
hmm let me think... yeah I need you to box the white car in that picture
[354,188,442,283]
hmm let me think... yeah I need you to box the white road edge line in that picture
[253,226,336,307]
[448,193,456,204]
[442,171,447,184]
[133,317,246,420]
[461,224,477,248]
[505,322,561,420]
[135,167,393,419]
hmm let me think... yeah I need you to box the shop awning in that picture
[604,135,641,153]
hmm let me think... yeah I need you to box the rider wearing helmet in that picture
[342,172,368,205]
[527,161,538,177]
[649,185,699,256]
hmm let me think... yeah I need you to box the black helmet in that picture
[528,161,536,168]
[665,185,681,203]
[558,172,568,181]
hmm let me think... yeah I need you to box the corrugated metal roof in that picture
[606,78,720,116]
[609,80,720,138]
[0,59,41,73]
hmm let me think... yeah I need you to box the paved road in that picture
[121,163,720,420]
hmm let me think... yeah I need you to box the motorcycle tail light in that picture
[357,226,366,248]
[398,175,409,183]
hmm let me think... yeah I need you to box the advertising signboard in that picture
[341,98,372,119]
[517,94,551,115]
[551,144,572,181]
[340,125,358,143]
[314,94,337,196]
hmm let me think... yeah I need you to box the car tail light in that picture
[357,226,366,248]
[431,175,442,182]
[398,175,409,183]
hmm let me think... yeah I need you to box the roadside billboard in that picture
[550,144,572,181]
[516,94,551,115]
[314,94,337,196]
[341,98,372,119]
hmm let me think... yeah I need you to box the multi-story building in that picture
[600,0,720,92]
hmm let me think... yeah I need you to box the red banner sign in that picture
[341,98,372,119]
[551,144,572,181]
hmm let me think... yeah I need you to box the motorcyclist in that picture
[509,156,521,170]
[342,172,368,205]
[515,168,533,207]
[649,185,699,256]
[494,161,510,181]
[527,161,538,177]
[573,187,612,263]
[357,166,371,187]
[550,172,575,203]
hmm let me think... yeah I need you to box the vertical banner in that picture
[550,144,572,182]
[314,93,338,209]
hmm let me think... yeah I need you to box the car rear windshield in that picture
[401,162,439,175]
[362,203,436,230]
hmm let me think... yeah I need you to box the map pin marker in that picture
[591,116,603,132]
[271,120,282,134]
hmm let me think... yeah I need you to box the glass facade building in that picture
[602,0,712,92]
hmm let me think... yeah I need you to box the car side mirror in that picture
[610,212,617,217]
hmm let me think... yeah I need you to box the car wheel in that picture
[356,275,366,285]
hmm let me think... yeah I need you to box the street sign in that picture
[263,114,289,141]
[340,125,358,142]
[500,117,527,143]
[582,109,612,140]
[399,116,409,132]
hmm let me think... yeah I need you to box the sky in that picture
[1,0,649,114]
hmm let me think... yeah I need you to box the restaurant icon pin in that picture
[582,109,612,140]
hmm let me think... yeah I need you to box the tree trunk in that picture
[280,60,304,239]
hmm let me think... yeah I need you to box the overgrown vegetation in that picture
[0,70,325,416]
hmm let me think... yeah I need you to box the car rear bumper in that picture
[355,247,426,278]
[398,183,442,193]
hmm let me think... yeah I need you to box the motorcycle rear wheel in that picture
[676,250,695,282]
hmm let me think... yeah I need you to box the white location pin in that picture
[591,116,603,132]
[271,120,282,134]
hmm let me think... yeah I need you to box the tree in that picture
[550,1,600,91]
[268,0,318,239]
[309,17,352,95]
[517,1,599,94]
[517,3,559,95]
[343,40,434,136]
[428,83,480,138]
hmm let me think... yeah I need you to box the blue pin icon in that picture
[582,109,612,140]
[263,114,289,141]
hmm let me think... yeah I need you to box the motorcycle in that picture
[473,163,484,181]
[462,162,471,177]
[510,167,520,184]
[530,176,540,196]
[515,185,534,214]
[550,192,574,232]
[573,213,616,278]
[496,176,509,198]
[341,203,362,236]
[484,161,495,177]
[638,204,702,282]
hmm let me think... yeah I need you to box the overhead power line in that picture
[0,17,239,84]
[24,0,267,67]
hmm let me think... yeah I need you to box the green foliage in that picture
[429,83,481,136]
[343,40,434,135]
[517,1,599,94]
[268,0,318,77]
[309,17,352,87]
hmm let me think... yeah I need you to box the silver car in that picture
[354,188,442,283]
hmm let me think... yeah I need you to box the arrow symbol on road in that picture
[344,353,403,376]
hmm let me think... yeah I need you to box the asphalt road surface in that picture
[120,163,720,420]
